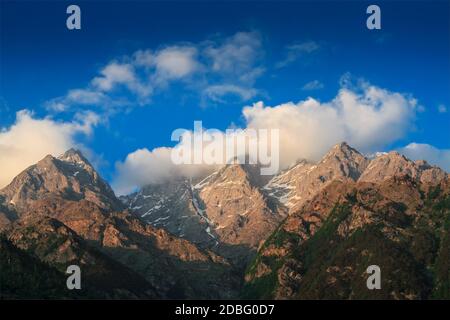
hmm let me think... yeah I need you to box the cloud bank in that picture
[112,80,422,194]
[46,31,265,115]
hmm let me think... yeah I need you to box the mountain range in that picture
[1,143,449,299]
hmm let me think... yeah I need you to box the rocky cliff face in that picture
[6,216,158,298]
[0,149,122,217]
[360,151,448,185]
[244,163,450,299]
[122,179,216,248]
[25,198,239,298]
[121,142,450,299]
[196,164,283,257]
[263,142,369,213]
[0,150,240,299]
[123,163,285,264]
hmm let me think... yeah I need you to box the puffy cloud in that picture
[92,62,152,98]
[46,89,109,112]
[302,80,324,91]
[204,31,263,81]
[153,46,200,82]
[92,63,136,91]
[243,82,417,168]
[112,124,279,195]
[113,147,216,195]
[133,49,154,67]
[200,31,264,104]
[276,41,320,68]
[399,143,450,172]
[0,110,99,188]
[46,63,147,113]
[45,31,266,114]
[133,46,201,83]
[112,80,419,193]
[113,148,174,195]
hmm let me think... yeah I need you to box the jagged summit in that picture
[0,149,240,299]
[331,141,359,153]
[321,142,366,163]
[123,141,449,255]
[122,161,284,262]
[262,142,369,211]
[58,148,92,168]
[208,162,272,188]
[59,147,85,159]
[1,141,450,299]
[0,149,122,214]
[360,149,447,184]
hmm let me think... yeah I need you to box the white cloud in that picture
[46,89,109,112]
[199,31,264,104]
[66,89,107,105]
[276,41,320,68]
[45,31,266,113]
[203,84,258,103]
[243,82,417,168]
[399,143,450,172]
[92,62,152,98]
[153,46,200,82]
[112,126,273,195]
[72,110,101,135]
[113,147,215,195]
[92,63,136,91]
[438,104,447,113]
[112,80,419,194]
[133,49,154,67]
[302,80,324,91]
[204,31,263,82]
[0,110,99,188]
[133,46,202,85]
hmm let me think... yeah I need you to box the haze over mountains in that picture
[1,143,449,299]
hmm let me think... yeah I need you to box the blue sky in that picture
[1,1,449,192]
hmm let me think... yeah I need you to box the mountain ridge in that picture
[0,149,241,299]
[1,142,449,299]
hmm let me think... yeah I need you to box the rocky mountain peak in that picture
[212,163,271,188]
[58,148,89,164]
[0,149,122,215]
[320,142,367,167]
[196,163,283,255]
[359,151,448,185]
[329,141,358,155]
[123,161,284,262]
[263,142,369,211]
[57,148,95,174]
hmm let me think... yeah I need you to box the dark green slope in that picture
[243,184,450,300]
[0,236,75,299]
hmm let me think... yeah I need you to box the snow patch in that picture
[152,216,170,223]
